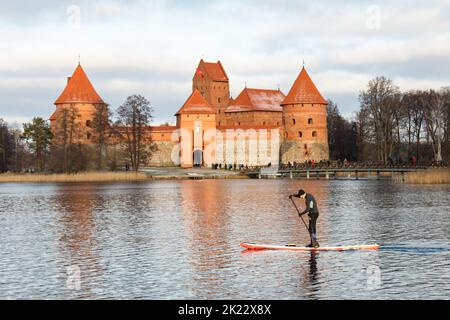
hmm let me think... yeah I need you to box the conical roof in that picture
[54,64,105,104]
[282,67,326,105]
[175,90,216,115]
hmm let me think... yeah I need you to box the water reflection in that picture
[0,180,449,299]
[54,185,102,298]
[179,180,236,298]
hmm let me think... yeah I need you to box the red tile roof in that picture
[282,67,327,105]
[193,59,229,82]
[49,110,58,121]
[54,64,105,105]
[225,88,285,113]
[175,90,216,115]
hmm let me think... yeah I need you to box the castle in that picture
[49,60,329,168]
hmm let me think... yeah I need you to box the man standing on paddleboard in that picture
[289,189,320,248]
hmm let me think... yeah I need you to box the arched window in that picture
[312,131,317,137]
[299,131,303,138]
[308,118,313,125]
[292,119,296,125]
[218,97,221,103]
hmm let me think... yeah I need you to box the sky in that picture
[1,0,449,127]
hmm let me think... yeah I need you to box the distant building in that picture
[49,60,329,167]
[50,63,107,144]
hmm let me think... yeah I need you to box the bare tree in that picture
[116,95,153,172]
[91,103,112,170]
[359,77,401,163]
[400,91,425,161]
[421,89,447,163]
[52,105,83,172]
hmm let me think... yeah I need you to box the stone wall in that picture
[148,141,178,167]
[280,139,329,164]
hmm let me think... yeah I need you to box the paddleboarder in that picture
[289,189,320,248]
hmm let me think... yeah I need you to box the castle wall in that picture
[281,103,329,163]
[192,73,229,126]
[50,102,102,144]
[224,111,282,127]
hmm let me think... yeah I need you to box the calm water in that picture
[0,179,449,300]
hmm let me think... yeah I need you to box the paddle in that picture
[289,195,311,242]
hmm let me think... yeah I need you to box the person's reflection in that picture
[54,184,102,298]
[308,251,318,282]
[303,251,320,299]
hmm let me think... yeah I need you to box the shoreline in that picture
[0,170,249,183]
[2,168,449,184]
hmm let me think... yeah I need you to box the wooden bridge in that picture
[247,166,428,181]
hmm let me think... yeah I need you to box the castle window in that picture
[263,121,266,125]
[218,97,221,103]
[86,120,91,127]
[304,144,307,149]
[312,131,317,137]
[308,118,313,125]
[86,133,91,140]
[292,119,296,125]
[299,131,303,138]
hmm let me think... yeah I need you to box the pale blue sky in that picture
[1,0,449,127]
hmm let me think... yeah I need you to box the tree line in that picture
[0,94,155,173]
[328,76,450,165]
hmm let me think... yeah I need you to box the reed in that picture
[0,171,149,183]
[396,169,450,184]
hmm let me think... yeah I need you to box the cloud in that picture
[0,0,449,126]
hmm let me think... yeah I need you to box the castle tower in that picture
[192,59,230,126]
[175,89,217,168]
[50,63,107,144]
[280,66,329,163]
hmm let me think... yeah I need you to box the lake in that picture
[0,179,449,299]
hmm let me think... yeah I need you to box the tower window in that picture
[86,120,91,127]
[218,97,221,103]
[292,119,296,125]
[308,118,313,125]
[299,131,303,138]
[304,144,307,149]
[312,131,317,137]
[86,133,91,140]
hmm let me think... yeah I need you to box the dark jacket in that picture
[296,193,319,216]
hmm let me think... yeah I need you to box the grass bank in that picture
[395,169,450,184]
[0,171,149,183]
